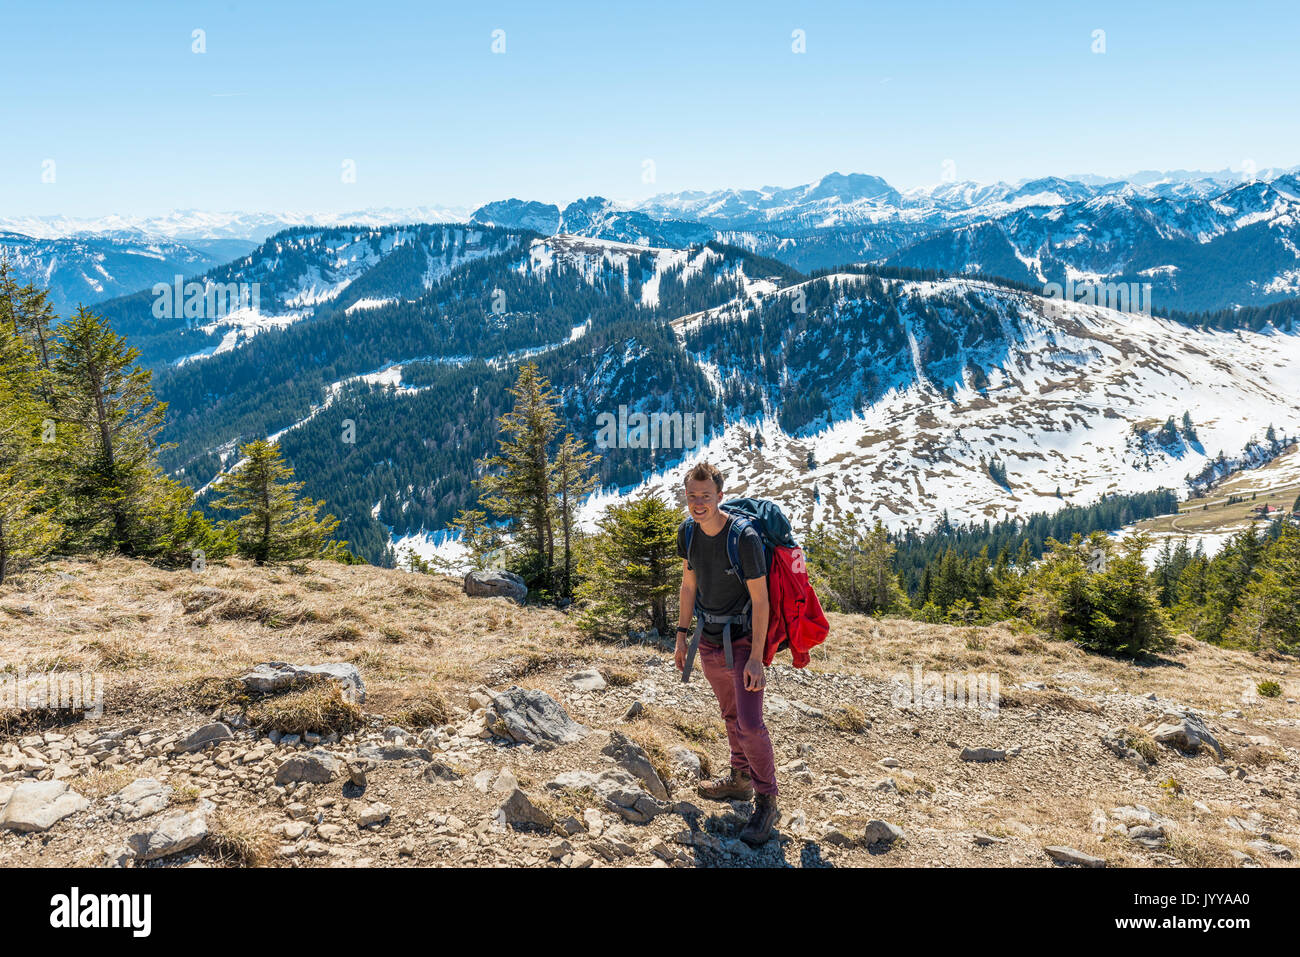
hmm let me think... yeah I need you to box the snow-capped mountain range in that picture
[8,166,1300,565]
[0,205,471,243]
[579,273,1300,543]
[8,165,1300,318]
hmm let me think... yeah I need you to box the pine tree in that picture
[211,439,346,564]
[803,515,907,616]
[1224,524,1300,653]
[447,508,503,571]
[476,362,560,592]
[0,254,20,336]
[551,432,600,600]
[576,493,681,638]
[1193,526,1265,642]
[0,319,61,583]
[49,306,202,557]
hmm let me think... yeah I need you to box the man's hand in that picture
[743,658,765,692]
[675,635,688,672]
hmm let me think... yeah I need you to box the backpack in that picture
[680,497,829,683]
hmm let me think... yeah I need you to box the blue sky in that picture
[5,0,1298,217]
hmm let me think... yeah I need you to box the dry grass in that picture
[1121,726,1161,764]
[827,704,869,733]
[173,784,201,805]
[670,717,723,743]
[1231,745,1289,768]
[244,675,363,736]
[999,687,1103,715]
[205,808,278,867]
[0,705,85,737]
[77,766,136,799]
[601,667,637,687]
[395,689,451,730]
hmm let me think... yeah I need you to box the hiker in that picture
[674,462,780,846]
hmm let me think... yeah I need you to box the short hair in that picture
[684,461,724,494]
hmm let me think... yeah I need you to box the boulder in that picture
[486,686,587,748]
[420,762,463,783]
[1045,845,1106,867]
[464,569,527,603]
[863,819,906,848]
[960,746,1006,762]
[240,661,366,703]
[128,803,212,861]
[497,788,552,828]
[566,669,607,692]
[0,780,89,833]
[549,767,669,824]
[274,750,340,785]
[669,747,702,780]
[601,731,669,800]
[356,803,392,827]
[175,722,233,754]
[1147,713,1222,759]
[106,778,171,821]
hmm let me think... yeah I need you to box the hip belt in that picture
[682,606,752,683]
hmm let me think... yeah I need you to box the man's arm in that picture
[745,575,769,663]
[675,561,696,672]
[678,561,696,632]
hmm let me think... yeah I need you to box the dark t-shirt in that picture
[677,512,766,646]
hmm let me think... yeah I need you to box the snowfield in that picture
[577,278,1300,541]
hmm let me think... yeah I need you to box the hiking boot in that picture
[696,767,754,802]
[739,792,780,846]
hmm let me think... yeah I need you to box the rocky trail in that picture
[2,558,1298,868]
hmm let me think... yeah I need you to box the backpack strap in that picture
[724,516,745,580]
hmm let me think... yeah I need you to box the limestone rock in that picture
[566,669,607,692]
[106,778,172,821]
[128,803,212,861]
[0,780,89,833]
[464,569,527,603]
[1147,713,1222,760]
[601,731,669,800]
[546,767,668,824]
[241,661,366,703]
[274,750,340,785]
[176,723,233,754]
[496,788,552,828]
[1246,839,1293,860]
[862,819,906,848]
[356,803,392,827]
[960,746,1006,762]
[1045,845,1106,867]
[485,686,587,748]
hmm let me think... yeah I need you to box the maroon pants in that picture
[698,633,778,796]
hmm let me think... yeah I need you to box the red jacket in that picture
[762,545,829,668]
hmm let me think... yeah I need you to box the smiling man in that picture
[675,462,779,845]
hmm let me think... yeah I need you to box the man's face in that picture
[684,477,722,522]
